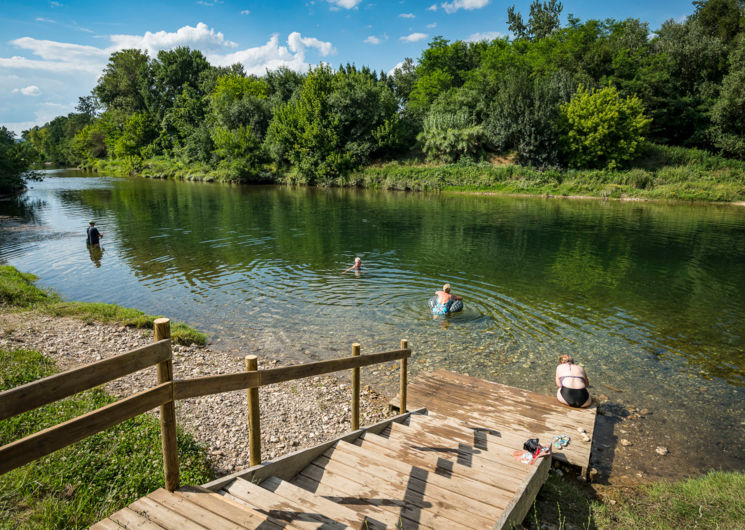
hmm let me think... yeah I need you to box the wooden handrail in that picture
[0,383,172,475]
[173,348,411,400]
[0,339,171,421]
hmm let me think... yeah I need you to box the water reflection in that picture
[1,171,745,477]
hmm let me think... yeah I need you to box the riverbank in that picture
[81,143,745,203]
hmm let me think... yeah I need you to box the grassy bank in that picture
[0,265,206,345]
[0,347,214,529]
[342,145,745,202]
[529,469,745,529]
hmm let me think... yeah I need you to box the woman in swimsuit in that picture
[432,283,462,316]
[555,354,592,408]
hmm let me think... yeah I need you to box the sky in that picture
[1,0,696,136]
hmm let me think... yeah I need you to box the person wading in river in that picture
[86,221,103,246]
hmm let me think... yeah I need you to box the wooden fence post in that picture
[400,339,408,414]
[154,318,179,491]
[351,343,361,431]
[246,355,261,467]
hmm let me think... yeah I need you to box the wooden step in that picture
[297,461,475,530]
[223,477,346,529]
[107,506,166,529]
[324,440,506,517]
[260,475,385,530]
[128,494,211,529]
[358,432,525,492]
[384,422,532,475]
[175,485,288,529]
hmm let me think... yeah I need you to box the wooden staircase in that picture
[94,371,596,529]
[94,412,550,529]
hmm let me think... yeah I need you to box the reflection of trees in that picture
[59,180,745,384]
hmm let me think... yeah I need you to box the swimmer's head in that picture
[558,354,574,364]
[443,283,451,293]
[355,257,361,263]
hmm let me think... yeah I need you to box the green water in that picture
[2,170,744,479]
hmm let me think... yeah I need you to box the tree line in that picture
[7,0,745,192]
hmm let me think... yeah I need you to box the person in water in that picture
[432,283,462,316]
[555,354,592,408]
[86,221,103,246]
[343,257,362,273]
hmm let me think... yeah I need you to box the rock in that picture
[620,439,632,447]
[588,468,599,482]
[640,408,650,415]
[655,446,669,455]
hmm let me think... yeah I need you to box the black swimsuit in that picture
[560,371,589,407]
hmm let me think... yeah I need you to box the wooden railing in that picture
[0,318,411,492]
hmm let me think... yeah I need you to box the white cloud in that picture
[49,1,62,7]
[110,22,237,55]
[427,4,437,11]
[400,32,428,42]
[467,31,503,42]
[399,13,415,19]
[326,0,362,9]
[388,60,405,76]
[35,17,56,23]
[364,36,381,44]
[441,0,490,14]
[196,0,223,5]
[426,22,437,28]
[12,85,41,96]
[240,9,250,15]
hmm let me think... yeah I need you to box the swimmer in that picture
[343,257,362,274]
[431,283,463,316]
[555,354,592,408]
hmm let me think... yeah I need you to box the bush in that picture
[560,85,651,169]
[418,111,486,163]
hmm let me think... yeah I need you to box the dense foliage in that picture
[0,126,35,195]
[16,0,745,184]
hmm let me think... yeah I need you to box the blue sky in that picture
[1,0,695,135]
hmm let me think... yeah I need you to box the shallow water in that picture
[1,170,744,480]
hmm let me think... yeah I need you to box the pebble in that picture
[0,311,395,476]
[656,446,669,456]
[620,439,633,447]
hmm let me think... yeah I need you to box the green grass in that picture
[0,347,215,529]
[0,265,206,346]
[340,144,745,202]
[524,469,745,529]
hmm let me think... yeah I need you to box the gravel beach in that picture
[0,311,395,476]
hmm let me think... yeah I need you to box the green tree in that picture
[710,35,745,158]
[113,113,157,159]
[1,127,36,195]
[94,49,150,113]
[559,85,651,169]
[417,111,486,163]
[508,0,564,41]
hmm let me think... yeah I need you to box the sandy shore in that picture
[0,310,394,476]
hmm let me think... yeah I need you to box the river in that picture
[1,170,744,483]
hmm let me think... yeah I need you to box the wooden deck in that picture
[390,370,597,474]
[93,371,596,529]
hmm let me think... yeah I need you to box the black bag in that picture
[523,438,540,453]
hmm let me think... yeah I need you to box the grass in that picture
[0,265,206,346]
[524,469,745,529]
[340,144,745,202]
[0,347,214,529]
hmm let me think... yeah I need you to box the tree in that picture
[94,49,150,113]
[148,47,211,119]
[559,85,651,169]
[710,35,745,158]
[418,111,486,163]
[1,127,36,195]
[508,0,564,41]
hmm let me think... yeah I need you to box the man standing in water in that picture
[86,220,103,246]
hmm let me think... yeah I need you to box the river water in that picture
[1,170,744,482]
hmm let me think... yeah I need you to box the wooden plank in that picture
[291,474,403,528]
[494,454,551,529]
[108,507,165,529]
[174,349,411,400]
[223,477,345,529]
[261,476,386,530]
[0,340,170,421]
[319,445,504,520]
[299,462,474,530]
[89,519,123,530]
[0,383,171,475]
[202,408,427,492]
[147,488,246,529]
[358,433,524,493]
[129,496,209,529]
[330,440,512,510]
[175,485,284,529]
[385,423,532,475]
